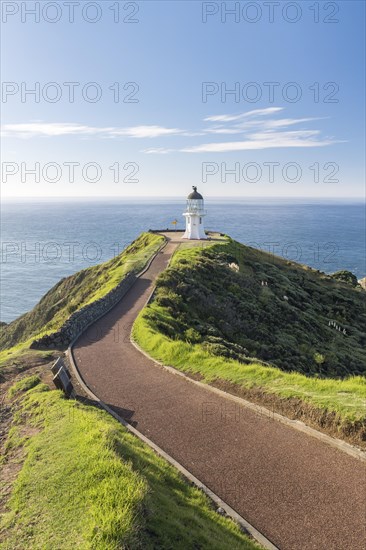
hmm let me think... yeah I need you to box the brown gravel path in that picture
[73,236,366,550]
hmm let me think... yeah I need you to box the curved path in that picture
[73,235,366,550]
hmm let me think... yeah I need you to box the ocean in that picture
[1,199,365,324]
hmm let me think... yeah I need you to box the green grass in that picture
[0,348,58,387]
[7,375,41,397]
[0,345,46,369]
[132,240,366,428]
[0,378,259,550]
[0,232,164,356]
[133,309,366,422]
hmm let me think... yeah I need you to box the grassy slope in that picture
[0,379,258,550]
[0,233,164,364]
[133,239,366,429]
[169,241,366,377]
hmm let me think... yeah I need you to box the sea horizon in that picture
[1,200,365,324]
[2,195,364,203]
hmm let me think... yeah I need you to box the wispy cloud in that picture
[110,125,183,138]
[203,107,283,122]
[181,111,337,152]
[1,108,342,153]
[205,127,244,135]
[181,130,336,153]
[1,122,102,138]
[1,122,184,139]
[142,147,175,154]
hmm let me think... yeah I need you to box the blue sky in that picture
[1,0,365,198]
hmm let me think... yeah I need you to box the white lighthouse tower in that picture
[182,186,207,240]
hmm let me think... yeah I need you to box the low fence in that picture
[149,228,185,233]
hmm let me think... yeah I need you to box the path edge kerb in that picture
[66,345,279,550]
[131,338,366,463]
[64,235,168,348]
[131,245,366,464]
[67,235,364,548]
[66,237,279,550]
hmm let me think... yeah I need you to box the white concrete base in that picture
[182,212,207,239]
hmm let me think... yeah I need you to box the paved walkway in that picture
[73,235,366,550]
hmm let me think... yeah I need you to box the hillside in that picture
[1,230,365,437]
[146,239,366,378]
[0,376,258,549]
[1,232,365,548]
[0,232,264,549]
[133,237,366,444]
[0,232,164,353]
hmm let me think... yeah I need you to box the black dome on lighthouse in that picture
[187,186,203,200]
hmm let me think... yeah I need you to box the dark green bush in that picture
[153,241,366,379]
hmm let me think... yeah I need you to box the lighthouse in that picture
[182,186,207,240]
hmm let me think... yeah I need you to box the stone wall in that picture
[30,272,137,350]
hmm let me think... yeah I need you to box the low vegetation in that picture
[0,377,259,549]
[3,232,364,546]
[133,238,366,442]
[0,233,164,362]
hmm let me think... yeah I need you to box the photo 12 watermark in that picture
[191,238,341,266]
[1,161,139,184]
[201,161,340,184]
[1,81,140,104]
[202,81,339,104]
[1,240,129,264]
[1,1,140,24]
[201,2,340,24]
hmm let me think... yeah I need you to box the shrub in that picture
[331,270,358,287]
